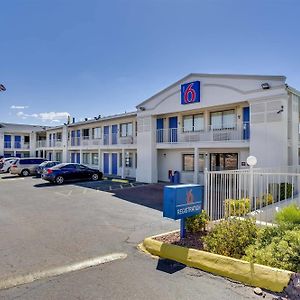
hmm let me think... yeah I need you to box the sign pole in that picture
[180,218,186,239]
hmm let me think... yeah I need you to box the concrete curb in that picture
[143,234,292,292]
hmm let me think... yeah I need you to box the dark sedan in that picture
[36,161,60,177]
[41,163,103,185]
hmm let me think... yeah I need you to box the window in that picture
[182,154,205,172]
[62,164,76,170]
[82,153,90,164]
[92,127,101,139]
[24,136,30,143]
[120,123,133,137]
[56,132,62,141]
[183,114,204,132]
[210,153,238,171]
[56,152,62,162]
[119,153,122,167]
[83,129,90,139]
[125,152,133,167]
[210,110,235,130]
[91,153,99,165]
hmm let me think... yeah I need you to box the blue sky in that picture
[0,0,299,125]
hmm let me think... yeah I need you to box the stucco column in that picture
[98,149,101,171]
[121,148,125,179]
[30,132,36,157]
[79,149,83,164]
[194,147,199,184]
[0,132,4,157]
[62,125,68,163]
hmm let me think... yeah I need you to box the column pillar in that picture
[98,149,101,171]
[80,149,83,164]
[194,147,199,184]
[121,148,125,179]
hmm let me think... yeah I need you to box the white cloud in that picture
[11,105,29,109]
[16,111,70,123]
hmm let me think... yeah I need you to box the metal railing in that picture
[67,135,136,147]
[156,122,249,144]
[4,141,30,149]
[204,168,300,225]
[36,140,46,148]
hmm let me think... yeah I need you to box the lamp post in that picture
[0,84,6,92]
[247,156,257,210]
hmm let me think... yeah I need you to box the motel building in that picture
[1,73,300,184]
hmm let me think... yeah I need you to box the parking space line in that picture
[0,252,127,291]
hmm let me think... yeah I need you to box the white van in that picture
[0,157,17,173]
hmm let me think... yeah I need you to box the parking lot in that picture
[0,174,275,299]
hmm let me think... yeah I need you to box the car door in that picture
[60,164,77,180]
[76,164,90,179]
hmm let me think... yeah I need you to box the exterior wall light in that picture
[261,83,270,90]
[247,155,257,167]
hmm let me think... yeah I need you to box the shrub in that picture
[224,198,250,217]
[244,227,300,272]
[269,183,293,201]
[203,218,257,259]
[260,193,274,207]
[275,204,300,229]
[186,210,209,233]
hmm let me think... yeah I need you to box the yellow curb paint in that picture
[143,237,292,293]
[111,179,129,183]
[0,253,127,291]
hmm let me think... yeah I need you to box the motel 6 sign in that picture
[163,184,203,220]
[181,81,200,105]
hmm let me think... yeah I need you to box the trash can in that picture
[173,171,180,184]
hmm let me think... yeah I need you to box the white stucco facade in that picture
[1,73,299,183]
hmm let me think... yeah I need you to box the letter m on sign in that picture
[181,81,200,105]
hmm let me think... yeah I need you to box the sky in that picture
[0,0,300,125]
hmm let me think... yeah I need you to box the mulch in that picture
[154,231,207,250]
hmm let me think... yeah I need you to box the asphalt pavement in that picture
[0,174,280,299]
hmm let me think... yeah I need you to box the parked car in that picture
[41,163,103,184]
[36,161,60,177]
[0,157,18,173]
[10,158,47,176]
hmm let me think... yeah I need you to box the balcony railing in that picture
[156,122,250,144]
[36,140,46,148]
[68,135,136,147]
[4,141,30,149]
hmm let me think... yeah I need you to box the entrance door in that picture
[103,153,109,174]
[49,152,52,161]
[210,153,238,171]
[14,136,21,149]
[168,116,178,143]
[243,107,250,140]
[112,125,118,145]
[76,130,81,146]
[111,153,118,175]
[156,118,164,143]
[104,126,109,145]
[4,135,11,148]
[71,153,76,163]
[76,153,80,164]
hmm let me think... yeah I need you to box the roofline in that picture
[0,122,50,129]
[66,111,137,128]
[136,73,287,108]
[286,85,300,97]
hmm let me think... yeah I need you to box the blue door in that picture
[111,153,118,175]
[243,107,250,140]
[104,126,109,145]
[168,117,178,143]
[76,130,81,146]
[71,131,75,146]
[103,153,109,174]
[112,125,118,145]
[49,152,52,161]
[49,133,52,147]
[14,136,21,148]
[16,153,22,158]
[71,153,76,163]
[4,135,11,148]
[76,153,80,163]
[53,133,56,146]
[156,118,164,143]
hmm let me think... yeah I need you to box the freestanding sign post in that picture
[163,184,203,238]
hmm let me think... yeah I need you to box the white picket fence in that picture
[204,168,300,224]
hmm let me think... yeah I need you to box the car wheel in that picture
[55,176,64,185]
[21,169,30,177]
[91,173,99,181]
[7,167,10,173]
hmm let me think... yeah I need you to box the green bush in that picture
[275,204,300,229]
[244,227,300,272]
[269,183,293,201]
[203,218,257,259]
[186,210,209,233]
[224,198,250,217]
